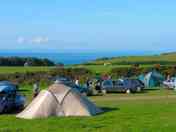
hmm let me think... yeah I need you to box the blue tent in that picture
[139,71,164,88]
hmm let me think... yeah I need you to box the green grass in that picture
[0,64,161,75]
[0,67,52,74]
[85,53,176,65]
[1,53,176,74]
[70,53,176,74]
[1,87,176,132]
[72,64,153,74]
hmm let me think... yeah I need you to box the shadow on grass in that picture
[131,88,161,94]
[100,107,119,113]
[1,107,24,115]
[130,90,148,94]
[144,88,160,91]
[17,89,30,92]
[87,93,104,97]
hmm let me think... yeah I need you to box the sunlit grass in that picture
[0,67,53,74]
[1,86,176,132]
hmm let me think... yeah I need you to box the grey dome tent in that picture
[16,84,102,119]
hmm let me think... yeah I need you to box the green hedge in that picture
[109,66,176,78]
[0,57,55,66]
[0,68,92,85]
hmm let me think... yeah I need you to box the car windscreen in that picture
[114,80,124,86]
[102,80,113,87]
[138,80,144,86]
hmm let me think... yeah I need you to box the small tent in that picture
[16,84,102,119]
[139,71,164,88]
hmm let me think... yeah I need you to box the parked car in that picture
[101,79,144,93]
[163,78,176,89]
[0,81,25,113]
[54,76,73,85]
[71,84,89,95]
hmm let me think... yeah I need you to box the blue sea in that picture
[0,51,158,65]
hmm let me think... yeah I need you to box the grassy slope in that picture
[1,54,176,74]
[0,67,52,74]
[70,53,176,74]
[87,53,176,65]
[1,87,176,132]
[73,65,153,74]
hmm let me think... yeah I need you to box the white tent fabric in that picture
[16,84,102,119]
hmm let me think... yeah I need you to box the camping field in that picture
[1,88,176,132]
[0,65,175,132]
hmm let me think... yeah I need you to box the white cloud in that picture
[17,36,49,44]
[31,37,49,44]
[17,37,25,44]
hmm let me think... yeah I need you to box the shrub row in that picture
[0,68,92,85]
[0,57,55,66]
[1,66,176,86]
[110,66,176,78]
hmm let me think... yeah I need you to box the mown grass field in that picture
[72,64,153,74]
[0,67,52,74]
[87,53,176,65]
[1,53,176,74]
[1,87,176,132]
[0,65,151,74]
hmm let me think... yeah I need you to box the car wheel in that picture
[137,87,141,92]
[92,89,98,95]
[126,89,131,94]
[101,89,107,94]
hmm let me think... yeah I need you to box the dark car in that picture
[101,79,144,93]
[122,79,145,93]
[53,76,73,85]
[0,81,25,113]
[71,84,89,95]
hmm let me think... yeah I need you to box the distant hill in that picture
[83,52,176,65]
[161,52,176,55]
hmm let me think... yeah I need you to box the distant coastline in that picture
[0,50,163,65]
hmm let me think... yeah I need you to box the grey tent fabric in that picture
[16,84,102,119]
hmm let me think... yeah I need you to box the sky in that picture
[0,0,176,53]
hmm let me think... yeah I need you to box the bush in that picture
[109,65,176,78]
[0,57,55,66]
[0,67,92,85]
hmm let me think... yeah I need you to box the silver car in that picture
[163,78,176,89]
